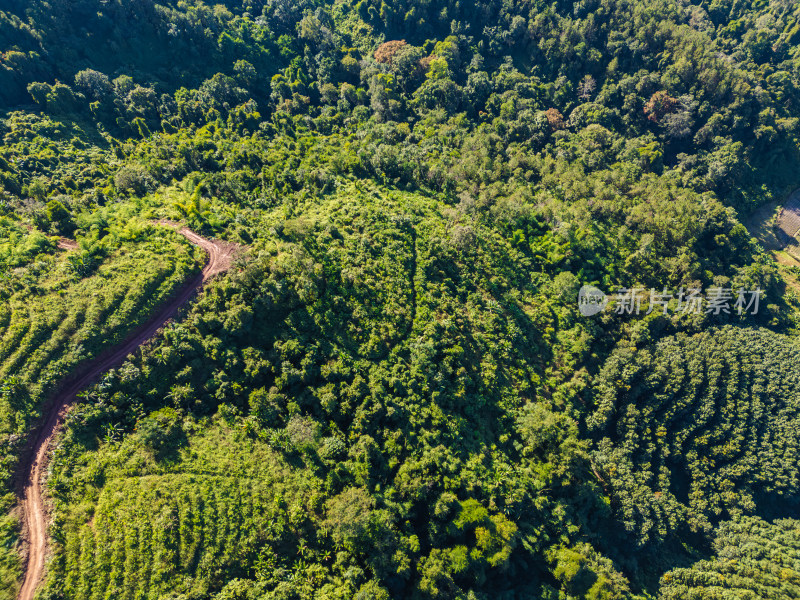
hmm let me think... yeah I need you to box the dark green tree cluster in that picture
[0,0,798,598]
[44,187,603,599]
[589,326,800,553]
[660,515,800,599]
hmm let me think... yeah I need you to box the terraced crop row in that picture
[48,421,313,600]
[59,473,278,600]
[0,234,200,439]
[660,516,800,599]
[590,326,800,545]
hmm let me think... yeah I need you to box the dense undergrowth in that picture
[1,0,800,598]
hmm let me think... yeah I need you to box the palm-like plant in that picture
[173,181,214,231]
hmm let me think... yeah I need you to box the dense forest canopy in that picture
[0,0,799,598]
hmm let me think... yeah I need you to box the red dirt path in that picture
[17,226,237,600]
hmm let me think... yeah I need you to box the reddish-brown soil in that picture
[55,238,78,251]
[17,226,237,600]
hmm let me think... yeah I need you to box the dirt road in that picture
[17,225,236,600]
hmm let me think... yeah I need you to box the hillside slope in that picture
[1,0,800,598]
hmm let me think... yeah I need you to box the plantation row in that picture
[660,516,800,599]
[590,326,800,546]
[0,232,200,438]
[48,424,317,600]
[0,222,203,596]
[60,474,279,600]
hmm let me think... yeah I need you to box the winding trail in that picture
[17,225,237,600]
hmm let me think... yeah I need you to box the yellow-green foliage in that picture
[0,227,201,438]
[0,218,202,599]
[4,0,800,596]
[50,423,319,600]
